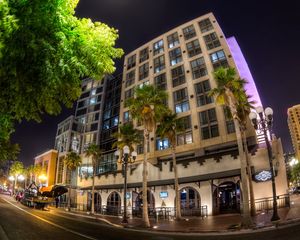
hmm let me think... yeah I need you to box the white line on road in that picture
[2,198,98,240]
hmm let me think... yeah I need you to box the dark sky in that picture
[12,0,300,166]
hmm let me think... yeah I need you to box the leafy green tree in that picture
[64,151,82,211]
[0,0,123,151]
[126,84,168,227]
[292,162,300,185]
[85,144,103,215]
[209,67,253,228]
[0,140,20,163]
[156,111,184,220]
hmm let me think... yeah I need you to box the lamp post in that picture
[249,106,280,221]
[115,146,137,224]
[8,176,15,195]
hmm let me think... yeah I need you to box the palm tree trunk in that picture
[233,118,252,228]
[142,129,150,227]
[91,162,95,215]
[68,184,71,211]
[242,131,256,216]
[172,147,181,220]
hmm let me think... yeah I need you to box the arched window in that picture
[107,191,121,215]
[180,187,200,210]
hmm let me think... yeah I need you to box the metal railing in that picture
[255,194,290,212]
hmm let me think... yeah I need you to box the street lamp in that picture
[249,106,280,221]
[114,146,137,224]
[8,176,15,194]
[38,174,48,187]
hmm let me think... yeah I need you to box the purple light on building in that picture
[226,36,262,107]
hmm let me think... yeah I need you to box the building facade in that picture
[75,13,288,217]
[34,149,58,187]
[288,104,300,161]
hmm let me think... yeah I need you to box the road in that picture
[0,194,300,240]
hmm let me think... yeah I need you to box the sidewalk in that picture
[49,194,300,233]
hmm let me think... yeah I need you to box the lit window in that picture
[167,32,180,48]
[169,47,182,66]
[210,50,228,69]
[91,89,96,96]
[156,138,170,150]
[153,40,164,55]
[90,97,96,105]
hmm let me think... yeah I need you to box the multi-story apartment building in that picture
[75,13,288,217]
[288,104,300,160]
[54,75,121,207]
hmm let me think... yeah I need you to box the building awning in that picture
[80,169,241,191]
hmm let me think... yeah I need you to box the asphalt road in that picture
[0,194,300,240]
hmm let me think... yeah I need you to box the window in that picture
[210,50,228,69]
[139,47,149,63]
[199,108,219,139]
[177,116,192,145]
[154,55,165,73]
[199,18,213,33]
[167,32,180,48]
[153,39,164,55]
[190,57,207,79]
[123,111,130,123]
[169,47,182,66]
[127,54,136,70]
[186,39,202,58]
[156,138,170,150]
[203,32,221,50]
[183,25,196,40]
[91,89,96,96]
[194,80,213,106]
[124,88,134,100]
[154,73,167,90]
[139,62,149,80]
[173,88,190,113]
[171,65,186,87]
[78,100,86,108]
[89,97,96,105]
[224,107,235,134]
[138,81,149,89]
[125,70,135,87]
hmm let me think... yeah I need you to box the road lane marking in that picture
[2,198,98,240]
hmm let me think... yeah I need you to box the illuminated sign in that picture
[159,191,168,198]
[254,170,272,182]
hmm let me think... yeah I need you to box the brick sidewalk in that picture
[49,195,300,233]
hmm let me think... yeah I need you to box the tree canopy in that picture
[0,0,123,160]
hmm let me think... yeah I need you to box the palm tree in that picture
[9,161,24,194]
[112,122,142,152]
[26,165,35,185]
[126,84,168,227]
[225,91,257,216]
[64,151,82,211]
[209,67,253,228]
[85,144,103,215]
[156,111,184,220]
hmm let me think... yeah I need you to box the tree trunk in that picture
[233,118,252,228]
[68,184,71,211]
[172,147,182,220]
[242,131,256,216]
[91,161,95,215]
[142,129,150,227]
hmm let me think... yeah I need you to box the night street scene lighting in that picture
[249,106,280,222]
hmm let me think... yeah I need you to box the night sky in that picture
[12,0,300,166]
